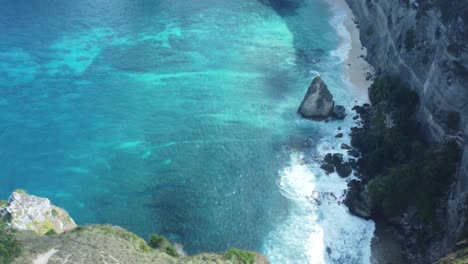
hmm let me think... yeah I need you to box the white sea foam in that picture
[263,144,374,264]
[328,1,352,63]
[262,1,376,262]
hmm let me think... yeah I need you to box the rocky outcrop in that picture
[298,77,334,118]
[344,180,372,220]
[346,0,468,262]
[0,191,76,234]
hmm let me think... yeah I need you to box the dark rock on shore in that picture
[332,153,343,165]
[341,143,352,150]
[348,149,360,158]
[335,133,344,138]
[344,180,372,219]
[331,105,346,119]
[320,164,335,174]
[324,153,333,164]
[322,153,352,176]
[336,163,352,178]
[298,77,334,118]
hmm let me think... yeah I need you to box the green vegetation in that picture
[435,240,468,264]
[148,233,179,257]
[12,189,26,195]
[148,234,165,248]
[224,248,256,264]
[45,229,58,236]
[51,209,59,217]
[165,246,178,257]
[29,220,54,235]
[0,221,21,264]
[352,76,461,222]
[0,200,7,207]
[139,240,151,253]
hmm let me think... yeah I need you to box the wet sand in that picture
[342,1,374,100]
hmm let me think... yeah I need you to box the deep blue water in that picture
[0,0,374,263]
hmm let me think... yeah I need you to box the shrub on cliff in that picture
[354,76,420,177]
[149,234,165,248]
[0,221,21,264]
[368,141,460,220]
[224,248,256,264]
[148,233,178,257]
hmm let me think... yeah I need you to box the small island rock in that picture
[298,77,334,118]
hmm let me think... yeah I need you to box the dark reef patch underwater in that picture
[0,0,374,263]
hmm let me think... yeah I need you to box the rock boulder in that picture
[298,77,334,118]
[344,180,372,219]
[331,105,346,119]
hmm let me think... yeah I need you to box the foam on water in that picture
[328,1,352,63]
[262,1,375,263]
[263,142,374,263]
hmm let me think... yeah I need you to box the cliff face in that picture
[346,0,468,262]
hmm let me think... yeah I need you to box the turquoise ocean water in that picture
[0,0,374,263]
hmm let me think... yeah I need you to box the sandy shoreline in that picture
[341,2,374,100]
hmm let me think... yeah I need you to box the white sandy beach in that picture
[341,1,374,100]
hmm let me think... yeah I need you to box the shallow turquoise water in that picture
[0,0,374,263]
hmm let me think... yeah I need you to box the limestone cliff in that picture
[345,0,468,262]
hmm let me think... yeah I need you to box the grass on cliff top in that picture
[224,248,256,264]
[353,76,462,222]
[10,224,262,264]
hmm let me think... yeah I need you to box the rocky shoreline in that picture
[299,71,463,263]
[340,77,462,264]
[345,0,468,262]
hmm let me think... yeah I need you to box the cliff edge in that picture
[0,191,268,264]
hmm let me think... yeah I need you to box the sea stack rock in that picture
[298,77,334,118]
[0,190,76,234]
